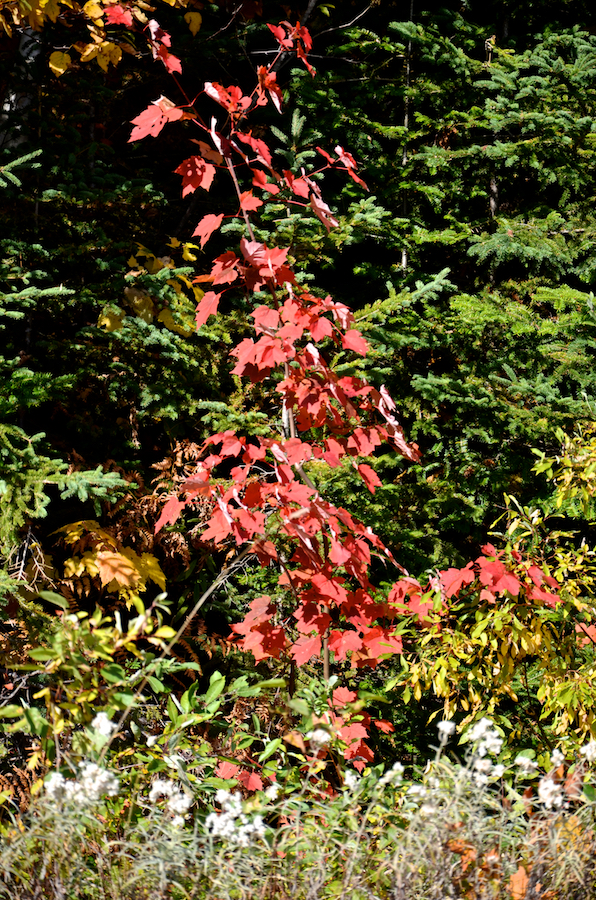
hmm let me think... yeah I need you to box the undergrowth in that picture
[2,720,596,900]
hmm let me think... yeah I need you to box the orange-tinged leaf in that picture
[290,633,322,666]
[154,495,186,533]
[509,865,529,900]
[174,156,216,197]
[95,550,139,588]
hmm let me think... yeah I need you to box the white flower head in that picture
[437,720,456,739]
[379,761,404,787]
[343,770,360,791]
[538,776,564,810]
[306,728,331,748]
[580,740,596,764]
[167,790,193,815]
[419,803,437,817]
[91,712,117,738]
[45,772,66,801]
[515,754,538,773]
[407,784,426,798]
[467,717,492,743]
[265,783,280,802]
[149,778,175,804]
[551,749,565,769]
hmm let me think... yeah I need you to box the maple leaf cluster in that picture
[128,16,568,774]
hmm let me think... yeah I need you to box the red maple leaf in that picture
[374,719,394,734]
[193,213,224,248]
[267,23,294,49]
[105,4,133,26]
[239,190,263,211]
[284,170,310,198]
[129,97,184,142]
[342,329,368,355]
[251,168,280,194]
[310,194,339,231]
[327,629,363,662]
[237,770,263,792]
[235,132,273,169]
[290,634,322,665]
[216,761,239,779]
[154,495,186,533]
[331,687,357,707]
[316,147,335,164]
[174,156,216,197]
[440,564,475,597]
[156,45,182,74]
[357,463,382,494]
[196,291,220,328]
[256,66,283,113]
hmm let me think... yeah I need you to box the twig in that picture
[315,4,373,38]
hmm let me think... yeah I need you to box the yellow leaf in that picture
[79,42,99,62]
[157,307,195,337]
[124,287,155,322]
[98,307,124,332]
[121,548,166,591]
[154,626,177,640]
[83,0,104,19]
[49,51,71,76]
[184,11,202,36]
[95,550,140,588]
[40,0,62,23]
[182,242,200,261]
[96,40,122,71]
[0,14,13,37]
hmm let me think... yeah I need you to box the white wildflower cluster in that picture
[466,717,503,757]
[379,761,404,788]
[406,783,427,799]
[551,749,565,769]
[437,720,456,741]
[91,712,118,738]
[264,782,280,801]
[580,740,596,764]
[515,755,538,774]
[472,757,504,787]
[205,789,265,848]
[148,778,193,826]
[306,728,331,748]
[343,769,360,792]
[464,718,504,786]
[45,762,119,806]
[538,776,564,810]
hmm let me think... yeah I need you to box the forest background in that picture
[2,0,596,848]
